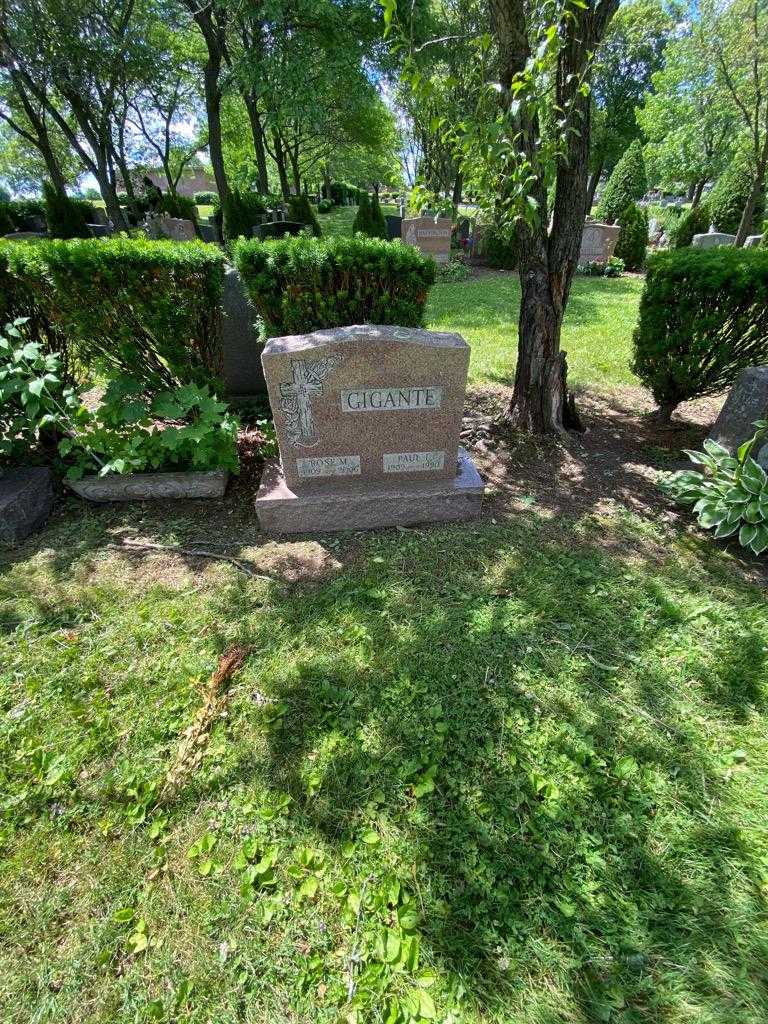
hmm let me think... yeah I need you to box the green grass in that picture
[428,274,645,389]
[1,507,767,1024]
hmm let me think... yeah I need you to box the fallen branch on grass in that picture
[106,540,274,580]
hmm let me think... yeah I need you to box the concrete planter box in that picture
[68,469,228,502]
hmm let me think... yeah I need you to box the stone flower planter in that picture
[67,469,229,502]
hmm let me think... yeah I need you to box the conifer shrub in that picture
[287,194,322,237]
[596,140,648,224]
[368,192,388,240]
[708,156,766,235]
[221,189,268,241]
[194,191,218,206]
[632,247,768,420]
[673,203,711,248]
[614,203,648,270]
[234,234,435,335]
[352,192,373,235]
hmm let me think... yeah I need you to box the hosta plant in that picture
[660,422,768,555]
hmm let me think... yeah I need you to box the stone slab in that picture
[145,216,198,241]
[579,222,620,263]
[401,217,452,263]
[261,324,469,491]
[221,267,266,395]
[68,469,228,502]
[0,467,54,545]
[692,231,736,249]
[256,447,484,533]
[744,234,764,249]
[709,366,768,468]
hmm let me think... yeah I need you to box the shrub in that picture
[0,318,82,467]
[158,192,199,226]
[352,192,373,236]
[234,234,436,336]
[708,155,766,235]
[42,182,93,239]
[436,257,471,282]
[632,247,768,420]
[660,425,768,556]
[317,198,333,214]
[0,203,14,236]
[596,140,648,224]
[5,199,45,231]
[0,186,10,203]
[672,203,710,248]
[286,194,322,237]
[329,181,363,205]
[578,256,625,277]
[369,192,388,240]
[0,236,225,388]
[61,376,239,479]
[194,191,218,206]
[221,189,268,241]
[614,203,648,270]
[484,225,518,269]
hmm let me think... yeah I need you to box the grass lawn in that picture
[1,243,767,1023]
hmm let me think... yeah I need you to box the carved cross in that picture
[280,361,325,443]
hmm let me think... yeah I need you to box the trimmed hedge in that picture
[614,203,648,270]
[194,191,218,205]
[158,192,199,227]
[596,140,648,225]
[221,189,268,241]
[0,237,225,387]
[234,234,436,336]
[632,247,768,419]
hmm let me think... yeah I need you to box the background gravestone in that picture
[220,267,267,398]
[692,231,735,249]
[145,216,198,241]
[579,222,620,263]
[401,217,452,263]
[709,366,768,469]
[256,324,484,532]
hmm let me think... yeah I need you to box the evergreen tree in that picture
[352,192,372,235]
[707,155,766,236]
[596,140,648,224]
[287,194,322,237]
[42,181,92,239]
[368,192,388,239]
[614,203,648,269]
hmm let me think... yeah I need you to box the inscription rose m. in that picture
[279,357,338,447]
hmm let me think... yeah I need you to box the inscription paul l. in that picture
[279,357,338,448]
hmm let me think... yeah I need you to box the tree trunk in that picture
[735,157,767,246]
[243,94,270,193]
[691,179,706,208]
[451,170,463,217]
[94,164,127,230]
[288,144,301,194]
[203,60,229,203]
[272,131,291,199]
[586,163,603,213]
[323,163,332,200]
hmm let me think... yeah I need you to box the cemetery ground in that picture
[2,274,767,1024]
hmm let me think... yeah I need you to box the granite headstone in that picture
[579,222,620,263]
[255,324,484,532]
[220,267,267,397]
[692,231,736,249]
[401,217,452,263]
[709,366,768,469]
[0,468,54,545]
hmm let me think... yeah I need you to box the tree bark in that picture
[490,0,619,434]
[691,179,706,207]
[271,130,291,199]
[243,95,270,193]
[586,163,603,213]
[735,146,767,246]
[451,169,463,217]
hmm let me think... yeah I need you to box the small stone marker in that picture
[709,366,768,469]
[256,324,484,532]
[692,231,736,249]
[579,222,620,263]
[744,235,764,249]
[401,217,452,263]
[0,467,54,545]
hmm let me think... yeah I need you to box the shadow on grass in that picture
[190,521,767,1022]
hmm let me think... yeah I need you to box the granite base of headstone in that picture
[255,324,485,533]
[709,366,768,469]
[87,224,112,237]
[692,231,736,249]
[744,235,764,249]
[0,467,54,545]
[145,216,198,241]
[220,267,267,397]
[4,231,47,241]
[199,222,217,243]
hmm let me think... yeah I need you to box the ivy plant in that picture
[660,422,768,555]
